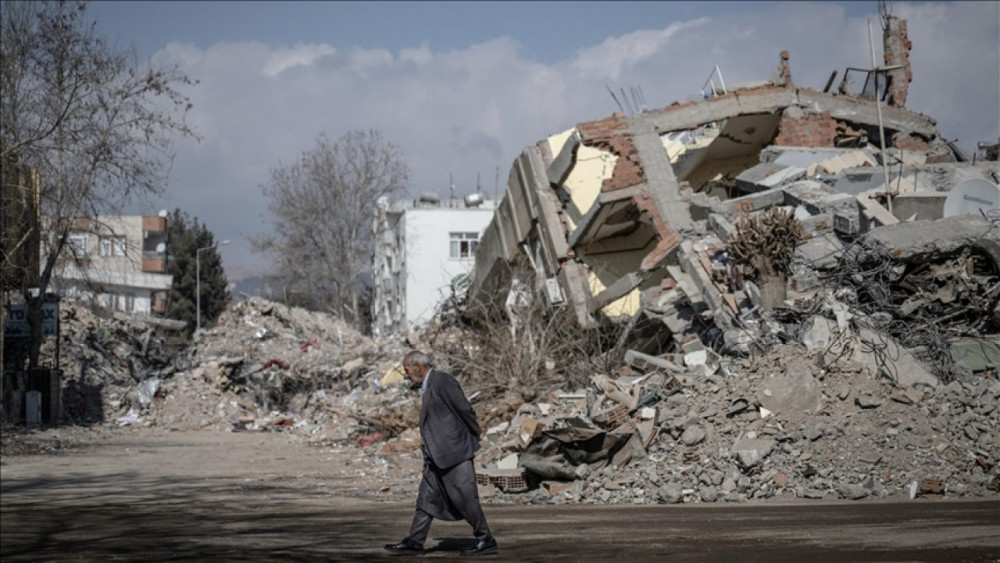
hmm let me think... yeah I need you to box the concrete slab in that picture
[547,129,583,186]
[756,361,823,418]
[864,214,1000,264]
[854,328,938,389]
[856,194,899,226]
[890,191,946,222]
[794,232,845,269]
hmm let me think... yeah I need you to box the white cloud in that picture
[262,43,336,77]
[568,18,711,81]
[149,2,999,278]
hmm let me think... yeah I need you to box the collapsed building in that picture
[466,16,999,375]
[6,15,999,506]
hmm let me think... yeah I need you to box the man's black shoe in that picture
[384,539,424,555]
[460,537,498,556]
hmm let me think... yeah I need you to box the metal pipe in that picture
[868,19,893,214]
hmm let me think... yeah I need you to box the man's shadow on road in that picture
[423,537,479,555]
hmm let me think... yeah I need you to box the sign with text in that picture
[4,303,58,338]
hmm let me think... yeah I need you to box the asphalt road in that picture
[2,430,998,562]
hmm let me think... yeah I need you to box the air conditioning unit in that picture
[544,277,565,306]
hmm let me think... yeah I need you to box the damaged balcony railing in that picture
[697,65,727,100]
[837,67,890,101]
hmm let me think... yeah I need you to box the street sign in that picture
[3,303,58,338]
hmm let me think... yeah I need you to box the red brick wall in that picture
[772,111,839,147]
[891,132,930,152]
[883,18,912,108]
[577,113,646,192]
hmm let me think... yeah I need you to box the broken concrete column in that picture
[778,50,793,87]
[883,16,912,108]
[628,117,693,231]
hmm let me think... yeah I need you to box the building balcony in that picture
[142,257,167,273]
[143,216,166,233]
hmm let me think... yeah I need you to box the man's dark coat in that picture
[419,369,480,469]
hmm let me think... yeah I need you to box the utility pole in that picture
[867,18,904,214]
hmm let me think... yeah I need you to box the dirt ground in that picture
[2,427,998,562]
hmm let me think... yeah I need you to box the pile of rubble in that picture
[36,300,186,423]
[35,297,410,439]
[406,21,1000,504]
[443,340,999,505]
[428,213,999,504]
[25,279,1000,506]
[147,297,410,434]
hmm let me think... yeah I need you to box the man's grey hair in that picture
[404,350,431,368]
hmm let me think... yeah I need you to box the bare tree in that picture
[0,1,197,383]
[254,130,409,329]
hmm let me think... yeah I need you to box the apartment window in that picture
[67,232,88,254]
[449,232,478,258]
[99,236,126,257]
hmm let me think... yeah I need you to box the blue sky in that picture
[85,1,999,279]
[93,1,875,62]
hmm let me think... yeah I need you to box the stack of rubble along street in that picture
[147,297,415,437]
[36,299,187,424]
[36,278,1000,505]
[414,35,1000,504]
[376,242,1000,505]
[43,296,417,442]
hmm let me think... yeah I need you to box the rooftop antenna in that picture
[494,165,500,203]
[620,87,634,117]
[606,84,626,115]
[630,87,643,114]
[476,172,481,195]
[449,171,455,208]
[878,0,892,30]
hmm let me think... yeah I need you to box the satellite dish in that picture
[158,209,168,217]
[155,242,166,254]
[943,179,1000,218]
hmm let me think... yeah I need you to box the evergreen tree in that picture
[166,209,230,331]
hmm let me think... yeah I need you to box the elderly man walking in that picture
[384,351,498,556]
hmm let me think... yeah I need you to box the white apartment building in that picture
[371,195,496,335]
[50,214,171,316]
